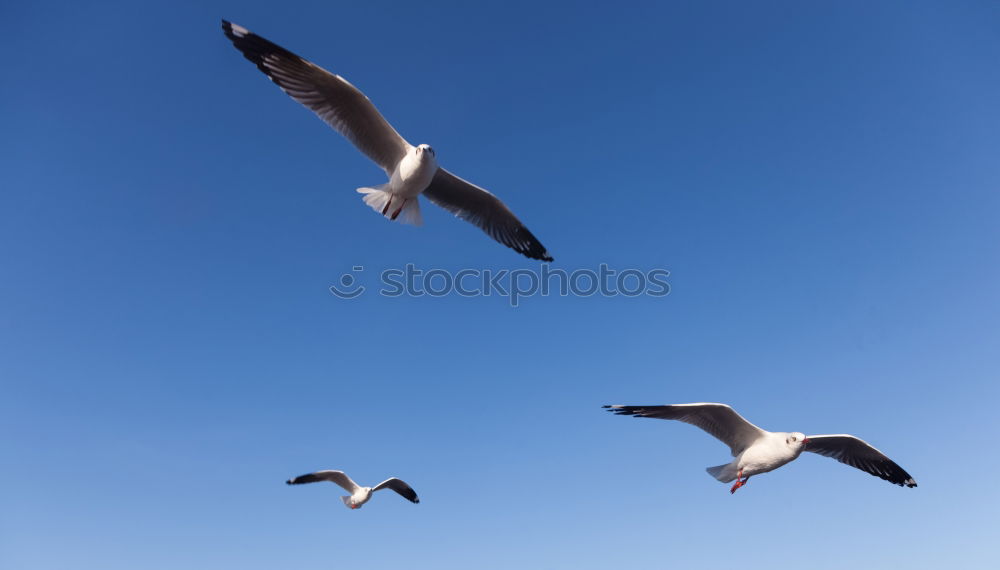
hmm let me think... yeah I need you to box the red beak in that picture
[801,438,810,444]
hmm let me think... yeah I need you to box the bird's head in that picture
[416,143,436,158]
[786,432,809,449]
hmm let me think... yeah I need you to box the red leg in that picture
[730,468,746,494]
[390,199,405,220]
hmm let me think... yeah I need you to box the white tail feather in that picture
[357,185,423,226]
[706,463,737,483]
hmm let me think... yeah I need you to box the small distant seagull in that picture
[286,470,419,509]
[221,20,553,262]
[604,403,917,493]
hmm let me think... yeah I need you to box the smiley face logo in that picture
[330,266,366,299]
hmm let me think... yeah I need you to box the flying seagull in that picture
[286,470,420,509]
[221,20,553,262]
[604,403,917,493]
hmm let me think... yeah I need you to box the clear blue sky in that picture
[3,1,999,568]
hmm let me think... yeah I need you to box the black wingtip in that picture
[285,478,294,485]
[507,226,552,262]
[221,20,255,43]
[603,405,641,417]
[524,244,553,262]
[517,246,552,262]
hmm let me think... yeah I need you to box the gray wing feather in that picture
[422,168,553,261]
[372,478,420,503]
[805,434,917,488]
[222,20,410,173]
[604,403,766,456]
[286,470,360,493]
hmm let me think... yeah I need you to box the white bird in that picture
[604,403,917,493]
[221,20,553,261]
[286,470,420,509]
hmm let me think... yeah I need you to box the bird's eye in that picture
[791,436,797,442]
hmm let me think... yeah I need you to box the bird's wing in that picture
[804,434,917,488]
[372,478,420,503]
[221,20,410,174]
[286,470,360,493]
[421,168,552,261]
[604,403,767,456]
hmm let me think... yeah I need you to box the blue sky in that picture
[3,0,999,567]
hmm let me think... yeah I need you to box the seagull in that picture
[221,20,553,262]
[604,403,917,493]
[286,470,420,509]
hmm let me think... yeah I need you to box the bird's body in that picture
[707,430,806,484]
[341,486,375,510]
[605,403,917,493]
[221,20,552,261]
[357,144,439,225]
[391,145,439,200]
[286,470,420,510]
